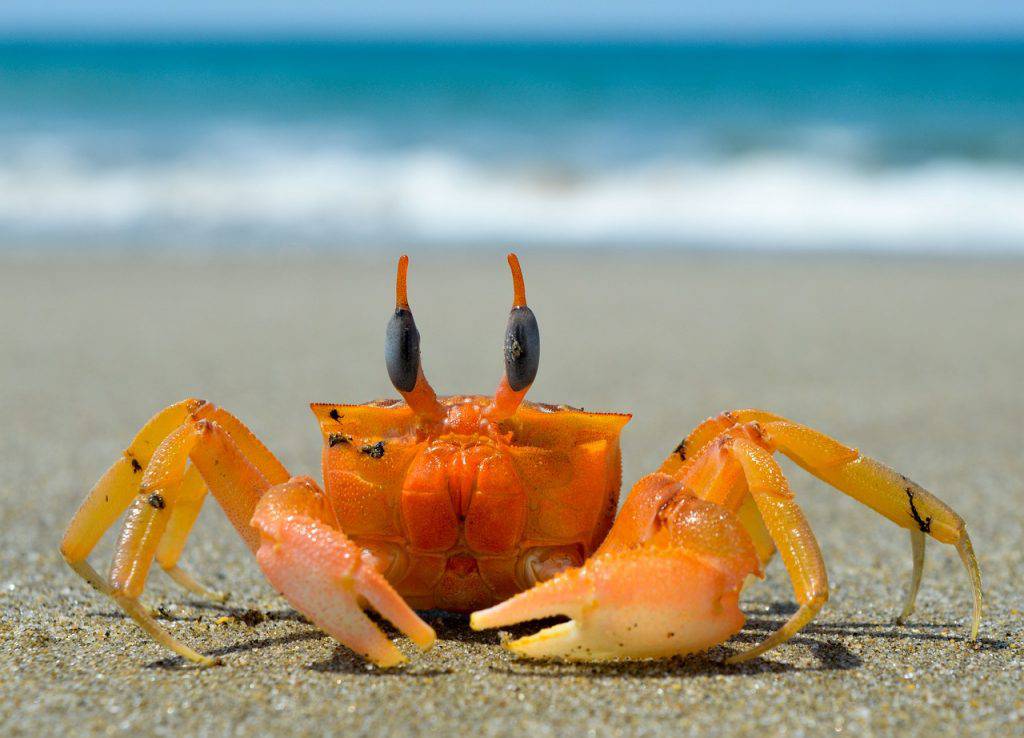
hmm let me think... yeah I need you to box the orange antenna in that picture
[508,253,527,307]
[396,254,410,309]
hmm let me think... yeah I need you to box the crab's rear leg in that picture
[61,399,207,596]
[713,438,829,663]
[252,478,435,667]
[666,410,982,637]
[754,416,981,635]
[61,401,291,602]
[63,400,432,667]
[152,474,228,603]
[149,402,296,602]
[106,416,274,665]
[62,402,286,664]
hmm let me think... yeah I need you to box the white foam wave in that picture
[2,135,1024,250]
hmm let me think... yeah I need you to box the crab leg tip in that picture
[415,628,437,652]
[955,532,983,640]
[372,650,409,669]
[897,529,926,624]
[164,564,230,603]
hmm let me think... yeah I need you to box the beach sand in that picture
[1,251,1021,737]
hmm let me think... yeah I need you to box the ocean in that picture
[1,39,1022,250]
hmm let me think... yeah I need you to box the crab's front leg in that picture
[61,400,433,667]
[252,478,435,666]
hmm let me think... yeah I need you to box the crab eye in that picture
[385,307,420,392]
[504,305,539,391]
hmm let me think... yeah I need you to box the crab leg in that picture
[898,529,927,623]
[62,402,282,663]
[715,438,829,663]
[61,399,209,595]
[662,410,982,638]
[153,479,228,602]
[100,418,272,665]
[252,478,435,667]
[150,403,298,602]
[63,400,432,667]
[749,416,981,637]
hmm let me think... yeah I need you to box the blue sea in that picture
[1,39,1022,250]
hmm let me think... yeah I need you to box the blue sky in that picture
[3,1,1024,38]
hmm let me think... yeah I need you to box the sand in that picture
[0,251,1021,737]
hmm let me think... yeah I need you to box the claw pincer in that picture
[472,478,760,660]
[252,478,435,667]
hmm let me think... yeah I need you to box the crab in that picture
[61,254,983,667]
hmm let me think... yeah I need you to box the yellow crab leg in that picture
[61,399,208,595]
[154,474,229,602]
[741,413,983,638]
[719,438,829,663]
[102,419,270,667]
[897,529,927,623]
[662,409,982,638]
[63,401,290,666]
[109,422,205,598]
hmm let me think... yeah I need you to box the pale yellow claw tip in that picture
[503,622,580,659]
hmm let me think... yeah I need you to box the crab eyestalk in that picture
[385,255,444,421]
[486,253,540,422]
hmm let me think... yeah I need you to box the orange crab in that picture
[61,254,983,667]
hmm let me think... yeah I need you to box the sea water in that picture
[1,39,1022,250]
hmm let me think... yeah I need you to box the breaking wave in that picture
[2,131,1023,250]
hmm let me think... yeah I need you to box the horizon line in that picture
[2,29,1024,44]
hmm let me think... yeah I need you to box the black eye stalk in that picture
[504,303,540,392]
[385,256,444,420]
[487,253,539,420]
[386,305,420,393]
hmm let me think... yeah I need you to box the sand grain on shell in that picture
[1,253,1022,737]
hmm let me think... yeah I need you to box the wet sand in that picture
[1,251,1021,736]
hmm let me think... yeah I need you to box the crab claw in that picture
[471,478,761,661]
[252,479,435,667]
[470,546,750,661]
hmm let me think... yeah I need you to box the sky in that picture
[2,1,1024,39]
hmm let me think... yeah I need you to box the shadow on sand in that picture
[134,599,1006,674]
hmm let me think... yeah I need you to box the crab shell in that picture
[311,396,630,612]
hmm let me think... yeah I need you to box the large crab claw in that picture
[470,548,749,660]
[253,478,436,667]
[470,478,760,661]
